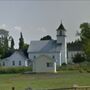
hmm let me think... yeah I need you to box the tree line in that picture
[0,31,29,59]
[0,22,90,62]
[69,22,90,63]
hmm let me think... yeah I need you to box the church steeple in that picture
[57,21,66,31]
[56,21,67,64]
[56,22,66,37]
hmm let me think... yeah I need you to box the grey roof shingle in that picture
[28,40,59,53]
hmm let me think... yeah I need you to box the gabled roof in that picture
[57,23,66,31]
[12,50,28,59]
[1,50,28,61]
[28,40,60,53]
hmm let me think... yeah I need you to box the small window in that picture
[60,31,62,35]
[3,62,5,66]
[19,61,21,66]
[47,62,53,67]
[12,61,15,66]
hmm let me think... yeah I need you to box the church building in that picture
[28,23,67,72]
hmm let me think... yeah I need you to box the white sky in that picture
[0,0,90,48]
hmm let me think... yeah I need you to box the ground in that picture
[0,71,90,90]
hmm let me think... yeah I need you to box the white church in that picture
[28,23,67,73]
[0,23,82,73]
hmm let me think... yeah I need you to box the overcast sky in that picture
[0,0,90,48]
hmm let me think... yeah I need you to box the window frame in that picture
[12,61,15,66]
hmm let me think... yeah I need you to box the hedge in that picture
[0,66,32,74]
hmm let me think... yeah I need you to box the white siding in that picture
[28,52,62,66]
[0,51,28,67]
[33,55,56,73]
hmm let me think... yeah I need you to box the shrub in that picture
[0,66,32,74]
[62,63,67,66]
[73,53,85,63]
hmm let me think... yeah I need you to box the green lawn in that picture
[0,72,90,90]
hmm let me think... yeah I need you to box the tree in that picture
[67,39,82,51]
[11,38,15,49]
[19,32,24,50]
[4,37,9,50]
[40,35,52,40]
[23,43,29,57]
[83,39,90,61]
[80,22,90,61]
[73,53,85,63]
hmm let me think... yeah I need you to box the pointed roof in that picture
[57,22,66,31]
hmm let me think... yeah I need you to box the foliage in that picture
[62,63,67,66]
[67,39,82,51]
[80,23,90,41]
[57,62,90,72]
[23,43,29,57]
[1,49,15,59]
[83,39,90,61]
[11,37,15,49]
[80,22,90,61]
[72,53,85,63]
[0,37,9,59]
[40,35,52,40]
[19,32,24,50]
[0,66,32,74]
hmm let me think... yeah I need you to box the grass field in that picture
[0,71,90,90]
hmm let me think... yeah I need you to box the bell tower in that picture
[56,22,67,65]
[56,22,66,44]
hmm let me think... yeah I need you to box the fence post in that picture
[12,87,15,90]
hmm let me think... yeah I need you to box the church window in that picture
[12,61,15,66]
[19,61,21,66]
[60,31,62,35]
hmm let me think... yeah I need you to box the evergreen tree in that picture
[19,32,24,50]
[4,37,9,50]
[11,38,15,49]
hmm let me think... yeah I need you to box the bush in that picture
[0,66,32,74]
[73,53,85,63]
[62,63,67,66]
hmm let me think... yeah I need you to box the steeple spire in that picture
[61,20,62,24]
[57,21,66,31]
